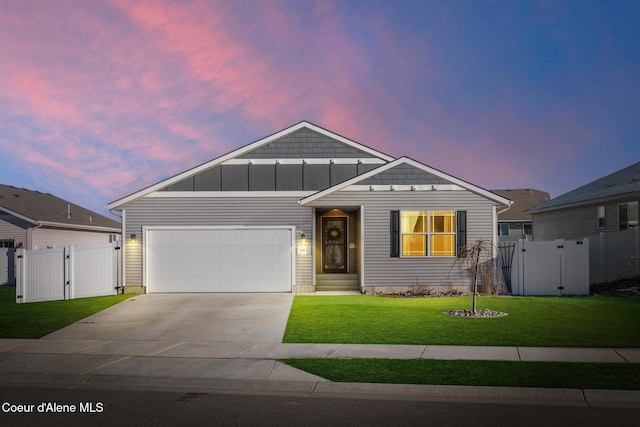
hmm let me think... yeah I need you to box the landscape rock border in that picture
[443,308,508,318]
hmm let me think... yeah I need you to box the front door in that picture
[322,217,347,273]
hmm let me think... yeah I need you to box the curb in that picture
[1,373,639,408]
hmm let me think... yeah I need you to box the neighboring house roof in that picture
[0,184,120,232]
[491,189,550,221]
[108,121,395,209]
[301,157,511,206]
[525,161,640,214]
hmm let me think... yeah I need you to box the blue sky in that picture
[1,0,638,216]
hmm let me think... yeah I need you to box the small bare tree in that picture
[448,240,503,314]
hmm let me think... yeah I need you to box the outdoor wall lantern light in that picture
[297,232,310,255]
[130,233,137,241]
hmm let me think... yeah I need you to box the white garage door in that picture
[146,227,293,292]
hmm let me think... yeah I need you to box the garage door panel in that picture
[147,228,293,293]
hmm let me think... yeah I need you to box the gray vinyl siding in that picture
[122,196,313,288]
[0,214,29,248]
[532,196,640,240]
[237,128,380,159]
[307,190,498,288]
[31,228,114,249]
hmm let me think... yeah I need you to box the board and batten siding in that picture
[307,190,499,289]
[122,195,313,289]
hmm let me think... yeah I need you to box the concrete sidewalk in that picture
[2,339,639,363]
[0,338,639,408]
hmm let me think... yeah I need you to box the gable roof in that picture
[491,189,550,220]
[108,121,395,209]
[299,157,512,206]
[526,161,640,214]
[0,184,120,232]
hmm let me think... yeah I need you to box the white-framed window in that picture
[597,205,606,229]
[498,223,509,236]
[401,211,456,257]
[619,201,638,230]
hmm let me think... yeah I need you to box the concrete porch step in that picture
[316,274,359,292]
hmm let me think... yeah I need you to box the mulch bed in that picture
[591,276,640,299]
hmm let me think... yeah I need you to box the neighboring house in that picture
[0,184,121,285]
[491,189,550,241]
[108,121,511,294]
[525,161,640,240]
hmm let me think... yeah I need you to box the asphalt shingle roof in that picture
[491,189,550,220]
[0,184,120,230]
[525,161,640,214]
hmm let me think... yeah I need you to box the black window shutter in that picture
[390,210,400,257]
[456,210,467,258]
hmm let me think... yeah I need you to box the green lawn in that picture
[283,295,640,347]
[283,359,640,390]
[0,286,135,339]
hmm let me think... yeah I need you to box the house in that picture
[108,121,511,294]
[0,184,121,285]
[525,161,640,240]
[491,189,550,241]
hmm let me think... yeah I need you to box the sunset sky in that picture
[1,0,638,217]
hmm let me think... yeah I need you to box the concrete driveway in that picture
[42,293,295,344]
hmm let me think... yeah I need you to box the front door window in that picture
[323,217,347,273]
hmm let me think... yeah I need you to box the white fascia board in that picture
[524,191,640,215]
[108,121,394,210]
[221,158,387,166]
[0,206,38,225]
[37,221,121,233]
[300,157,513,206]
[145,191,315,198]
[342,184,465,192]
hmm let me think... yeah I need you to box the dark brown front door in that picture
[322,217,347,273]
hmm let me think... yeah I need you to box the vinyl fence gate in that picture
[509,239,590,296]
[15,242,122,303]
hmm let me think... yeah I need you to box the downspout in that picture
[29,222,44,250]
[497,201,513,216]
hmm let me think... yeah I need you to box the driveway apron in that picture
[42,293,295,343]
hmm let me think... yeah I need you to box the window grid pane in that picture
[430,235,455,256]
[431,211,455,233]
[400,210,456,257]
[401,212,427,233]
[402,235,427,256]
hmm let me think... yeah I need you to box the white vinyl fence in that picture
[508,239,590,296]
[588,228,640,284]
[15,242,121,303]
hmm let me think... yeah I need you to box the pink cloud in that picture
[0,0,625,213]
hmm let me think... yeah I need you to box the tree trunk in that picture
[472,252,479,314]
